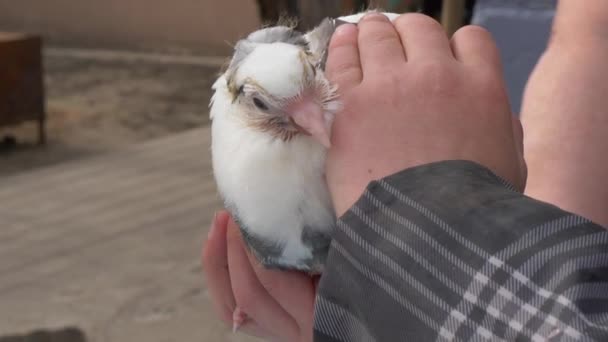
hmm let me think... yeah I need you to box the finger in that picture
[228,310,268,340]
[450,25,502,70]
[233,320,267,339]
[358,12,406,75]
[394,13,453,61]
[244,247,316,332]
[232,307,248,332]
[326,23,362,91]
[201,210,236,325]
[226,221,299,339]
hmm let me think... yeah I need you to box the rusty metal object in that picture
[0,33,46,144]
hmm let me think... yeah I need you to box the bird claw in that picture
[232,307,247,333]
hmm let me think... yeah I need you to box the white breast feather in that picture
[210,77,335,264]
[208,12,400,266]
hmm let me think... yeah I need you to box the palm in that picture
[203,211,318,341]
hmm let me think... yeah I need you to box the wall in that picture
[0,0,262,56]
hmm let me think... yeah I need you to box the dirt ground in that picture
[0,49,223,177]
[0,49,262,342]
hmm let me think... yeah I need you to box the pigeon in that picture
[209,10,400,332]
[210,11,401,272]
[210,18,340,275]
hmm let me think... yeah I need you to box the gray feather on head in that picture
[226,40,256,74]
[226,18,338,75]
[226,25,306,74]
[248,26,308,46]
[305,18,337,70]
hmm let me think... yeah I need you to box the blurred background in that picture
[0,0,554,341]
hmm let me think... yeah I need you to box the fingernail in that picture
[334,23,356,37]
[361,12,387,22]
[232,307,246,333]
[208,212,218,239]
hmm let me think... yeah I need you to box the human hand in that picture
[202,210,318,342]
[326,13,526,217]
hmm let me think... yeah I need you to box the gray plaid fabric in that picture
[313,161,608,342]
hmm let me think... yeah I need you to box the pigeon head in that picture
[220,20,340,147]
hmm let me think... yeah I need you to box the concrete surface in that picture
[0,127,261,342]
[472,0,557,114]
[0,0,261,56]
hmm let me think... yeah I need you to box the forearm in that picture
[521,1,608,227]
[522,48,608,224]
[552,0,608,47]
[314,161,608,341]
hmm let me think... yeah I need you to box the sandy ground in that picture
[0,48,223,177]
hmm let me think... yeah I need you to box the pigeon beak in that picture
[287,98,331,148]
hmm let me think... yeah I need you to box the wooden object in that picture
[298,0,342,30]
[441,0,466,37]
[0,33,46,144]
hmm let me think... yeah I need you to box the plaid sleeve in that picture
[313,160,608,342]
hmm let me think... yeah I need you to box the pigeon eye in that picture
[253,97,269,111]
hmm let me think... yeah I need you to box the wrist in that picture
[334,160,517,220]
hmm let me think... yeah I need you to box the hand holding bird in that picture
[203,211,318,341]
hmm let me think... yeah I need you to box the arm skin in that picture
[521,0,608,228]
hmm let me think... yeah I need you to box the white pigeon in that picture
[210,10,400,332]
[210,11,400,274]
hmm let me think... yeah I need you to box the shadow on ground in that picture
[0,327,86,342]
